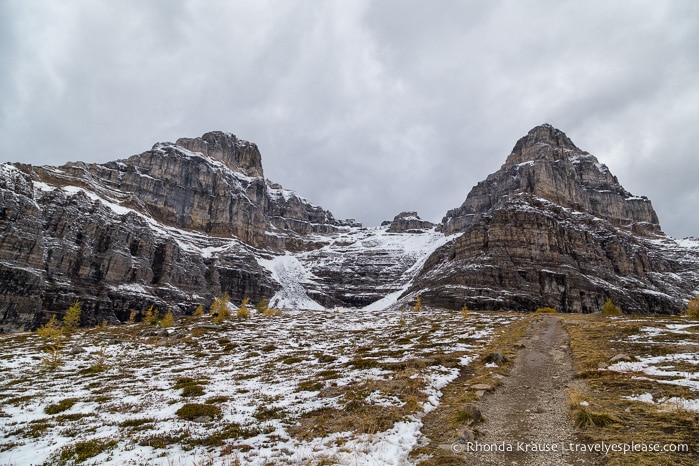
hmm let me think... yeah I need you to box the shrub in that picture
[173,377,197,389]
[62,300,82,331]
[193,304,204,317]
[535,307,557,314]
[461,304,469,317]
[45,398,79,415]
[412,295,422,312]
[127,310,137,324]
[58,438,118,464]
[686,294,699,318]
[160,309,175,328]
[88,346,109,373]
[601,298,622,316]
[42,346,63,370]
[255,299,269,315]
[262,307,282,317]
[237,297,251,319]
[181,384,205,397]
[176,403,221,420]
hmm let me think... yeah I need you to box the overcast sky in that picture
[2,1,698,237]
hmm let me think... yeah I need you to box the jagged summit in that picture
[506,123,579,165]
[412,125,696,314]
[443,125,660,235]
[175,131,264,178]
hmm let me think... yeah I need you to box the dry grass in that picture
[567,388,621,428]
[289,371,427,441]
[561,313,699,465]
[0,308,519,465]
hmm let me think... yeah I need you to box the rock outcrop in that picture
[386,212,434,233]
[406,124,698,314]
[0,161,280,331]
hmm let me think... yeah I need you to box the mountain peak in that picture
[444,124,660,235]
[175,131,264,178]
[506,124,579,165]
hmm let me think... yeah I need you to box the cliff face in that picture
[409,124,698,314]
[0,163,280,332]
[1,125,698,331]
[0,132,354,331]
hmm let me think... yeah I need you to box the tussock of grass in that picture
[45,398,78,415]
[58,438,118,464]
[567,388,621,428]
[119,417,156,428]
[297,380,324,392]
[181,384,205,397]
[205,395,230,404]
[175,403,221,420]
[291,372,427,441]
[347,357,379,369]
[291,405,403,440]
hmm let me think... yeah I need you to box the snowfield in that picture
[0,308,519,465]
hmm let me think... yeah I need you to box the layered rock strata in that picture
[0,133,355,331]
[407,125,697,313]
[1,125,698,331]
[386,212,434,233]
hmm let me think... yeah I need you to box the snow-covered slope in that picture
[258,226,456,310]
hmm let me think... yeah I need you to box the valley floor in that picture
[0,309,697,465]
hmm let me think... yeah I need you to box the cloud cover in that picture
[2,0,698,237]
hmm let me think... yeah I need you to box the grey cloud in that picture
[1,0,698,237]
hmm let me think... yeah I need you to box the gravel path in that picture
[460,315,600,465]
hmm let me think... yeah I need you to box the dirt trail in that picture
[460,315,599,465]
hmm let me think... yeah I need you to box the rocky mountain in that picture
[0,132,359,331]
[0,131,434,331]
[1,125,698,331]
[405,124,699,314]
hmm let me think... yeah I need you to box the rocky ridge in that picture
[1,125,698,331]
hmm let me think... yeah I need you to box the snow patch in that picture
[624,392,699,413]
[258,254,324,310]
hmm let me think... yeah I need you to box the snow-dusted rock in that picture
[1,125,698,330]
[410,124,699,313]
